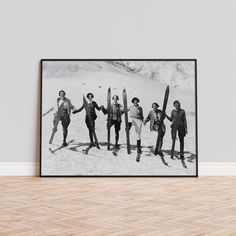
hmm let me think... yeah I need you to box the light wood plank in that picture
[0,177,235,235]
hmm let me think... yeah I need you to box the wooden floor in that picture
[0,177,235,235]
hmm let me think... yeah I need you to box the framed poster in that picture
[40,59,198,176]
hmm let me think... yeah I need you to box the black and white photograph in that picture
[40,59,198,176]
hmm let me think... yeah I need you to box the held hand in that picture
[165,114,171,121]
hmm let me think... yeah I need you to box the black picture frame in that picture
[40,59,198,177]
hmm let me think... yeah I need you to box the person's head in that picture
[86,92,94,101]
[131,97,140,106]
[112,95,119,103]
[152,102,159,111]
[173,100,181,109]
[58,90,66,98]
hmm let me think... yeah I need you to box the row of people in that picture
[43,90,188,159]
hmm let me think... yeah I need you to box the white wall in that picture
[0,0,235,164]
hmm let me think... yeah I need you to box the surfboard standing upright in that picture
[107,87,111,150]
[123,88,131,154]
[154,86,170,155]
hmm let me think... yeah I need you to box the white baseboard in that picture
[199,162,236,176]
[0,162,235,176]
[0,162,39,176]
